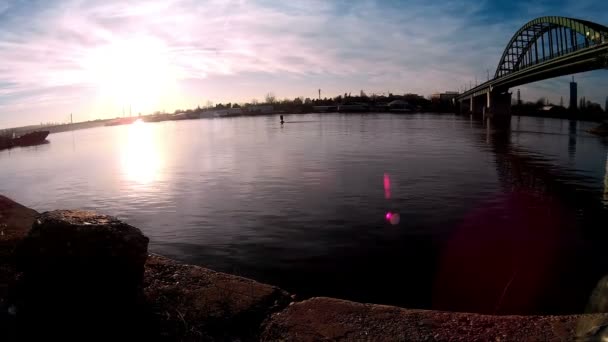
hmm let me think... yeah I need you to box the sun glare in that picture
[86,36,179,115]
[120,120,162,184]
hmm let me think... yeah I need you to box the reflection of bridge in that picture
[435,121,608,314]
[456,17,608,123]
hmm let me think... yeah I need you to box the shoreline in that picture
[6,111,607,140]
[1,195,607,340]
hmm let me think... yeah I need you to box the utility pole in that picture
[486,69,490,81]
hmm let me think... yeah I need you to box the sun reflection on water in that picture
[120,120,162,184]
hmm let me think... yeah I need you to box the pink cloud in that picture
[1,0,606,127]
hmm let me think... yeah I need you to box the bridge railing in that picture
[514,41,595,73]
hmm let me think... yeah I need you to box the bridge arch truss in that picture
[495,16,608,79]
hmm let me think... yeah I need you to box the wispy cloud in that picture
[0,0,606,127]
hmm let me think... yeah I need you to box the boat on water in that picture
[0,131,50,150]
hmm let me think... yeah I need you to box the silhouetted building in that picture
[402,93,426,102]
[517,89,522,106]
[431,92,459,105]
[570,78,577,111]
[430,92,458,112]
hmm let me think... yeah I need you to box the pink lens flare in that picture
[383,173,391,199]
[385,211,400,225]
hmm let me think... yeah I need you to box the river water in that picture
[1,113,607,315]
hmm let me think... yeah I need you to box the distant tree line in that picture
[168,91,453,115]
[512,96,606,121]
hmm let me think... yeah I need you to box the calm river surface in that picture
[2,113,608,315]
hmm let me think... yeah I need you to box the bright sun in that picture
[86,36,179,115]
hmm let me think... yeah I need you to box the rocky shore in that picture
[1,195,608,341]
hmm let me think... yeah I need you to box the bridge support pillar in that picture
[472,94,485,116]
[458,97,474,115]
[487,90,512,128]
[469,98,474,114]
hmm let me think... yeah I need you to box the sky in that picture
[0,0,607,128]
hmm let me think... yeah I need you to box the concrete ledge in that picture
[261,297,608,341]
[145,254,292,340]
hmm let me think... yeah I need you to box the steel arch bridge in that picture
[456,16,608,118]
